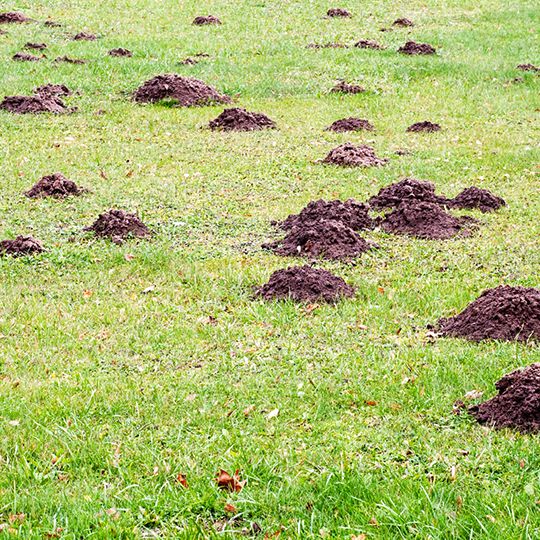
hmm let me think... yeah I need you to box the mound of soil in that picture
[133,74,231,107]
[84,209,151,243]
[109,48,132,57]
[255,265,355,303]
[368,178,447,209]
[469,364,540,433]
[517,63,539,72]
[54,56,86,64]
[437,286,540,342]
[0,94,70,114]
[13,52,41,62]
[25,173,83,198]
[450,187,506,213]
[393,18,414,27]
[0,12,29,23]
[34,83,71,97]
[209,107,276,131]
[407,121,441,132]
[0,236,44,256]
[25,42,47,50]
[354,39,384,50]
[330,81,365,94]
[325,117,374,132]
[307,42,348,49]
[72,32,97,41]
[193,15,221,25]
[323,143,388,167]
[381,201,474,239]
[44,20,61,27]
[327,8,351,18]
[264,219,373,261]
[398,41,436,55]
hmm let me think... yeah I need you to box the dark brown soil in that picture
[109,48,132,57]
[84,209,151,244]
[54,56,86,64]
[393,18,414,27]
[0,94,70,114]
[327,8,351,18]
[25,173,84,198]
[264,219,373,261]
[278,199,374,231]
[72,32,97,41]
[517,63,539,72]
[438,286,540,342]
[407,121,441,132]
[469,364,540,432]
[13,52,42,62]
[354,39,384,50]
[209,107,276,131]
[330,81,365,94]
[34,83,72,97]
[307,42,348,49]
[25,42,47,50]
[255,265,355,303]
[368,178,448,209]
[193,15,221,25]
[322,143,388,167]
[44,20,61,27]
[381,201,475,239]
[0,236,44,256]
[0,12,29,23]
[325,117,374,132]
[133,74,231,107]
[180,52,209,64]
[449,187,506,213]
[398,41,436,55]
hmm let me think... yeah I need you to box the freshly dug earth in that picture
[209,107,276,131]
[13,52,41,61]
[438,286,540,342]
[278,199,373,231]
[0,236,44,256]
[307,42,348,49]
[398,41,436,55]
[330,81,365,94]
[0,12,29,23]
[264,220,373,260]
[368,178,448,209]
[354,39,384,50]
[450,187,506,212]
[193,15,222,25]
[133,74,231,106]
[0,94,70,114]
[517,63,539,72]
[327,8,351,17]
[109,48,132,57]
[323,143,388,167]
[407,121,441,132]
[84,209,151,243]
[25,42,47,50]
[393,18,414,27]
[255,265,355,303]
[381,201,474,239]
[25,173,84,198]
[469,364,540,433]
[44,20,61,27]
[325,117,374,132]
[34,83,71,97]
[54,56,86,64]
[73,32,97,40]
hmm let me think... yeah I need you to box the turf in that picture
[0,0,539,538]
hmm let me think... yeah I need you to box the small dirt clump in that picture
[72,32,97,41]
[517,63,539,72]
[133,74,231,107]
[34,83,71,97]
[84,209,151,244]
[330,81,365,94]
[393,18,414,27]
[368,178,447,209]
[407,120,441,132]
[469,364,540,433]
[25,42,47,50]
[0,12,29,23]
[327,8,351,18]
[323,143,388,167]
[450,187,506,213]
[0,94,70,114]
[255,265,355,303]
[54,55,86,64]
[437,286,540,342]
[193,15,221,25]
[209,107,276,131]
[44,20,61,27]
[325,117,374,132]
[109,48,132,57]
[13,52,42,62]
[0,236,44,256]
[25,173,84,198]
[307,42,348,49]
[398,41,436,55]
[354,39,384,50]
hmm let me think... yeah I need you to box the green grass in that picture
[0,0,539,538]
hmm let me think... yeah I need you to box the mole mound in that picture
[307,42,348,49]
[0,12,29,23]
[381,201,474,239]
[327,8,351,18]
[13,52,41,61]
[393,18,414,27]
[0,94,70,114]
[399,41,436,55]
[517,63,539,72]
[25,42,47,50]
[407,121,441,132]
[325,117,374,132]
[450,187,506,213]
[193,15,221,25]
[44,20,61,27]
[72,32,97,41]
[323,143,388,167]
[255,265,355,303]
[109,48,132,57]
[264,220,373,261]
[84,209,151,244]
[54,56,86,64]
[0,236,44,256]
[209,107,276,131]
[133,74,231,107]
[438,286,540,342]
[330,81,365,94]
[25,173,84,198]
[354,39,384,50]
[34,83,71,97]
[469,364,540,433]
[368,178,448,209]
[278,199,373,231]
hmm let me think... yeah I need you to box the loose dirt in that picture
[393,18,414,27]
[0,236,44,256]
[193,15,221,25]
[25,173,84,198]
[72,32,97,40]
[209,107,276,131]
[54,56,86,64]
[327,8,351,18]
[0,94,71,114]
[13,52,41,61]
[109,48,132,57]
[34,83,72,97]
[325,117,374,132]
[84,209,151,243]
[44,20,61,27]
[398,41,436,55]
[450,187,506,213]
[354,39,384,50]
[307,42,348,49]
[322,143,388,167]
[517,63,539,72]
[407,121,441,132]
[0,12,29,23]
[330,81,365,94]
[25,42,47,50]
[368,178,448,209]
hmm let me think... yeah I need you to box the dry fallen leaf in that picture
[124,253,135,261]
[464,389,483,400]
[176,473,189,488]
[369,517,379,526]
[83,289,93,298]
[224,503,237,513]
[216,469,245,492]
[266,408,279,420]
[243,405,255,417]
[364,400,377,406]
[351,535,367,540]
[8,514,24,524]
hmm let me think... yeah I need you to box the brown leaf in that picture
[243,405,255,417]
[369,517,379,526]
[224,503,237,513]
[176,473,189,488]
[364,400,377,406]
[216,469,245,492]
[8,514,25,524]
[124,253,135,261]
[45,528,64,539]
[351,535,367,540]
[266,408,279,420]
[83,289,93,298]
[99,169,108,180]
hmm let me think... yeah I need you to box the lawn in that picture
[0,0,539,538]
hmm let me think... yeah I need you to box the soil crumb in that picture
[407,120,441,132]
[34,83,71,97]
[323,143,388,167]
[133,74,231,107]
[25,173,83,198]
[393,18,414,27]
[325,117,374,132]
[44,20,61,27]
[180,52,209,64]
[109,48,132,57]
[307,42,348,49]
[327,8,351,18]
[469,363,540,432]
[255,265,355,303]
[0,94,70,114]
[438,286,540,342]
[517,63,539,72]
[209,107,276,131]
[13,52,42,62]
[398,41,436,55]
[84,209,151,244]
[0,236,44,256]
[381,201,474,239]
[25,42,47,50]
[0,12,29,23]
[368,178,447,209]
[330,81,365,94]
[54,55,86,64]
[354,39,384,50]
[450,187,506,213]
[72,32,97,41]
[193,15,221,25]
